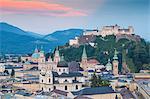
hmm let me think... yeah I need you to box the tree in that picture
[90,73,99,87]
[90,73,110,87]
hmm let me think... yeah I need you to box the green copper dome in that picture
[31,53,40,58]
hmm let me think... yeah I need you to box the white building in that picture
[0,63,5,72]
[83,24,134,37]
[69,37,79,46]
[39,53,85,92]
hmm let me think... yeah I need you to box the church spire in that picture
[82,45,87,59]
[40,45,44,53]
[113,48,118,60]
[54,47,60,57]
[48,55,53,62]
[34,45,38,53]
[54,47,60,63]
[60,54,65,62]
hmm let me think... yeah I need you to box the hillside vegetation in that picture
[59,35,150,73]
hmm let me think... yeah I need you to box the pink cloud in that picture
[0,0,87,17]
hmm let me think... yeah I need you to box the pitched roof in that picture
[51,89,68,96]
[57,61,68,67]
[72,86,116,96]
[58,72,83,78]
[87,59,100,64]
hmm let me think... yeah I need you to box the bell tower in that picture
[112,49,119,76]
[54,47,60,64]
[80,46,88,70]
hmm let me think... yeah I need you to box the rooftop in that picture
[55,72,83,78]
[51,89,68,96]
[72,86,116,96]
[136,79,150,96]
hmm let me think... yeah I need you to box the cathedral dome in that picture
[31,53,40,58]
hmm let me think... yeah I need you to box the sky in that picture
[0,0,150,40]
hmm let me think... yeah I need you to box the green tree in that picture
[90,73,110,87]
[90,73,99,87]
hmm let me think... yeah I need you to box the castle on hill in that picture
[83,24,134,37]
[69,24,134,46]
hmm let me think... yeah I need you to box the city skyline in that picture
[0,0,149,40]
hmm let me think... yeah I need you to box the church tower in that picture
[38,46,45,63]
[54,47,60,64]
[48,56,53,63]
[112,49,119,76]
[80,46,88,70]
[106,59,112,71]
[34,45,38,53]
[39,70,53,85]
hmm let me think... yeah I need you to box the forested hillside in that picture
[59,35,150,73]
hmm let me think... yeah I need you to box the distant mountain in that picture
[0,22,43,38]
[0,22,84,54]
[44,29,84,45]
[0,22,54,54]
[26,31,44,38]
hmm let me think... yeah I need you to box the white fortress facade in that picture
[69,24,134,46]
[84,24,134,37]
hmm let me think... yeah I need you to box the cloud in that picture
[0,0,87,17]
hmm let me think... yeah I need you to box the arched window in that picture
[54,86,56,89]
[49,78,51,83]
[41,79,43,83]
[76,85,78,90]
[59,69,61,72]
[65,86,67,90]
[42,87,43,90]
[49,88,51,91]
[63,69,65,72]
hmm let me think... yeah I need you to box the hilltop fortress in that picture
[69,24,136,46]
[83,24,134,37]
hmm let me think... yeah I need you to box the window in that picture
[49,88,51,91]
[59,69,61,72]
[76,85,78,90]
[63,69,65,72]
[42,87,43,90]
[54,86,56,89]
[64,79,68,82]
[49,78,51,83]
[75,77,77,81]
[65,86,67,90]
[41,79,43,83]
